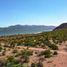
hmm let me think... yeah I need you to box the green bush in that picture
[41,50,52,58]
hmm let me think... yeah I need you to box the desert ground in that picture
[17,41,67,67]
[43,41,67,67]
[0,41,67,67]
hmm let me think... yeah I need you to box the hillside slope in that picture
[54,23,67,30]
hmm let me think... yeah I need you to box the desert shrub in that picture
[53,51,58,55]
[22,63,29,67]
[40,50,52,58]
[15,52,21,57]
[44,50,52,58]
[31,63,37,67]
[9,41,16,48]
[0,46,2,52]
[48,44,58,50]
[37,61,43,67]
[52,39,58,44]
[31,62,43,67]
[2,50,6,56]
[0,59,7,67]
[20,49,32,63]
[12,49,18,54]
[7,56,15,63]
[6,63,22,67]
[20,49,32,57]
[4,44,10,48]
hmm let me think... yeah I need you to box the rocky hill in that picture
[54,23,67,30]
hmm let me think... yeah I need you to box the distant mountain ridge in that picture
[0,25,55,36]
[54,23,67,30]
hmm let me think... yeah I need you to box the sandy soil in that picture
[17,41,67,67]
[8,41,67,67]
[0,41,67,67]
[43,41,67,67]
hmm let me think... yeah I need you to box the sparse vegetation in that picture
[0,29,66,66]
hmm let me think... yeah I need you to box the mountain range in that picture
[0,25,55,36]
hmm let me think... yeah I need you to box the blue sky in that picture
[0,0,67,27]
